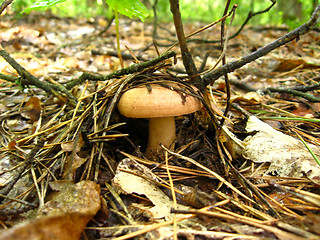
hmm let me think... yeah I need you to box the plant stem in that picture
[114,5,124,69]
[169,0,201,83]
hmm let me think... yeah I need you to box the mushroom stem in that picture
[147,117,176,155]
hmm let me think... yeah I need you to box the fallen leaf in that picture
[21,96,42,122]
[112,158,187,220]
[0,213,91,240]
[273,58,320,72]
[292,103,314,117]
[0,181,101,240]
[222,116,320,179]
[231,92,262,105]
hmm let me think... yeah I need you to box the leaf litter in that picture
[0,10,320,240]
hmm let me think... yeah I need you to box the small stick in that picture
[65,51,176,89]
[198,4,320,92]
[169,0,201,83]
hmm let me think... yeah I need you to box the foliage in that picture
[22,0,66,13]
[105,0,149,22]
[12,0,31,13]
[13,0,319,28]
[20,0,148,21]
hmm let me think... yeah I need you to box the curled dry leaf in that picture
[62,153,88,181]
[222,116,320,179]
[21,96,42,122]
[273,58,320,72]
[60,135,88,180]
[0,181,101,240]
[231,92,262,105]
[0,214,91,240]
[112,158,187,220]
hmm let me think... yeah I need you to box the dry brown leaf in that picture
[112,158,187,220]
[231,92,262,105]
[223,116,320,179]
[0,213,90,240]
[41,180,100,215]
[0,181,101,240]
[62,154,88,180]
[292,103,314,117]
[21,96,42,122]
[273,58,320,72]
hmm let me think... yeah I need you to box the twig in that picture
[65,51,176,90]
[200,5,237,75]
[98,14,115,36]
[185,0,276,45]
[264,87,320,102]
[229,78,257,92]
[0,72,19,83]
[91,49,148,62]
[291,82,320,92]
[197,4,320,92]
[199,52,210,73]
[165,7,236,51]
[0,47,76,106]
[0,0,13,15]
[230,0,276,40]
[219,1,233,127]
[169,0,201,82]
[0,48,54,94]
[152,0,159,39]
[229,78,320,102]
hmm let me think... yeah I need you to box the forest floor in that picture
[0,12,320,240]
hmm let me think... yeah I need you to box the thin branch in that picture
[220,0,233,127]
[166,7,236,50]
[65,51,176,90]
[152,0,159,39]
[0,47,76,106]
[169,0,201,82]
[0,48,55,94]
[264,87,320,102]
[229,79,320,102]
[196,4,320,92]
[291,82,320,92]
[91,49,148,62]
[0,0,13,15]
[0,73,19,83]
[231,0,276,39]
[98,15,115,36]
[186,0,276,45]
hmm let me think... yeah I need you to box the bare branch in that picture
[196,4,320,92]
[169,0,201,82]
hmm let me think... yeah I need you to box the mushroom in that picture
[117,83,202,156]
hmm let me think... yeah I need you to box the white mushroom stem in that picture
[147,117,175,155]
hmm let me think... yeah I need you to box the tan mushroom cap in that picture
[118,84,202,118]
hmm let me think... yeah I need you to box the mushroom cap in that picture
[118,84,202,118]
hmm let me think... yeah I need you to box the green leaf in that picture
[106,0,149,22]
[22,0,66,13]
